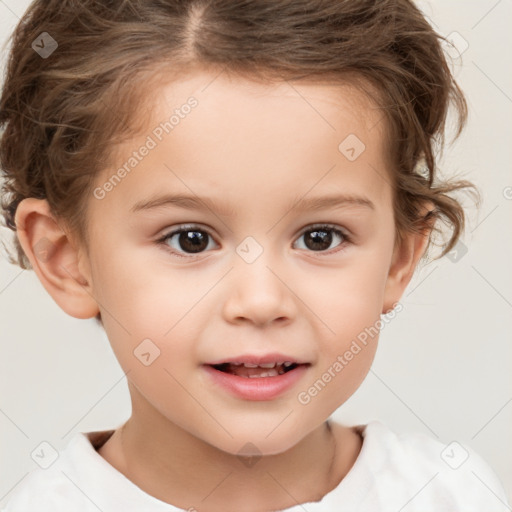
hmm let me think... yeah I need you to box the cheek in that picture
[91,240,190,327]
[93,256,208,375]
[303,250,391,338]
[300,301,381,417]
[295,250,390,410]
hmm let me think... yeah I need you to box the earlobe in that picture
[382,205,435,314]
[14,198,100,319]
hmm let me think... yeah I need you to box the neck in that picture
[98,388,360,512]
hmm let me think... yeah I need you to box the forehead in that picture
[93,69,391,220]
[151,69,383,142]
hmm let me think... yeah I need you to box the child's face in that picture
[73,70,414,454]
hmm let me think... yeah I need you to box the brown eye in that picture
[174,230,209,253]
[156,223,352,259]
[294,224,350,254]
[158,225,216,257]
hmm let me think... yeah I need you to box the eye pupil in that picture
[304,229,333,251]
[179,230,208,253]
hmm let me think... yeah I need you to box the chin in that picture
[202,426,306,458]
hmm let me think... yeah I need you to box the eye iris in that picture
[305,228,333,251]
[179,230,208,253]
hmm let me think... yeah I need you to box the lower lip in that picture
[202,364,309,401]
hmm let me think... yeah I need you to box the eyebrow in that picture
[130,192,375,216]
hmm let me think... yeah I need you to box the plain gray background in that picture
[1,0,511,507]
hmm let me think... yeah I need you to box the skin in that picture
[15,69,432,512]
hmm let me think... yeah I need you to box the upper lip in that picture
[204,352,309,366]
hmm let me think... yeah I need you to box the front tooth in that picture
[259,362,276,368]
[243,363,259,368]
[247,369,279,378]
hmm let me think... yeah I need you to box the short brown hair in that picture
[0,0,479,271]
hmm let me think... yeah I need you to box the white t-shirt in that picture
[2,420,510,512]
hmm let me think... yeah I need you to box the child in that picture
[0,0,509,511]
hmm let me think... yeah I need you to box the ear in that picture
[14,198,99,319]
[382,202,436,314]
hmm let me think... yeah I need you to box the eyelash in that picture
[155,223,353,259]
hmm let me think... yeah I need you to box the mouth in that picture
[202,358,311,400]
[208,361,305,378]
[202,353,312,400]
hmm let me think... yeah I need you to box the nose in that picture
[221,249,296,328]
